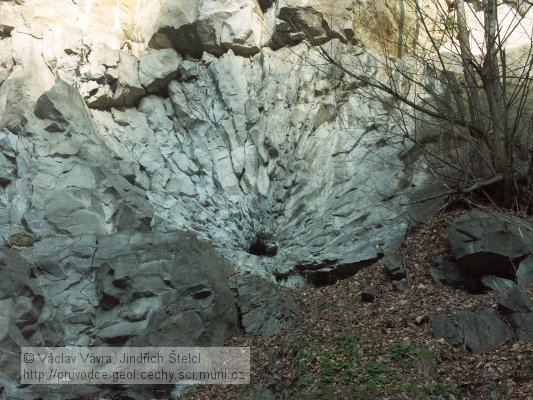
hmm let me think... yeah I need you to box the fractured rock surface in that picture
[431,309,513,354]
[0,1,487,398]
[448,211,533,278]
[0,0,447,288]
[236,274,298,336]
[0,231,237,399]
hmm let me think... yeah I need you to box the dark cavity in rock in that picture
[248,233,278,257]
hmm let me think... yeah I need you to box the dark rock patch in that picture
[497,286,533,342]
[248,233,278,257]
[517,255,533,285]
[448,210,533,278]
[361,285,380,303]
[258,0,276,13]
[236,275,298,336]
[392,279,406,292]
[431,309,513,353]
[383,254,406,280]
[429,257,480,293]
[295,258,377,287]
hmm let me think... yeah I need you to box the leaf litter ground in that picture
[187,207,533,400]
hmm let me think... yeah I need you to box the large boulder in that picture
[498,286,533,341]
[431,309,513,353]
[236,274,298,336]
[448,211,533,277]
[517,255,533,285]
[429,257,480,292]
[0,231,238,399]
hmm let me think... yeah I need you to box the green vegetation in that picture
[294,337,455,398]
[525,361,533,378]
[387,343,412,360]
[443,15,457,34]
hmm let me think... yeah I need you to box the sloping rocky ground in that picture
[187,206,533,400]
[1,1,533,399]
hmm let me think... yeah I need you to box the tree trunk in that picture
[483,0,513,203]
[528,145,533,214]
[455,0,484,134]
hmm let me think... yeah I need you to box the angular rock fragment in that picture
[497,286,533,341]
[429,258,480,292]
[480,275,516,292]
[237,275,298,336]
[448,211,533,277]
[517,255,533,285]
[432,309,513,353]
[384,254,406,280]
[392,279,406,292]
[361,285,380,303]
[498,285,533,315]
[431,314,463,347]
[34,80,92,133]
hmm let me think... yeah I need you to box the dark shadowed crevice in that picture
[258,0,276,13]
[274,258,380,287]
[299,258,378,287]
[248,233,278,257]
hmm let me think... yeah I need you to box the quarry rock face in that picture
[0,0,445,288]
[0,0,457,398]
[0,231,237,399]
